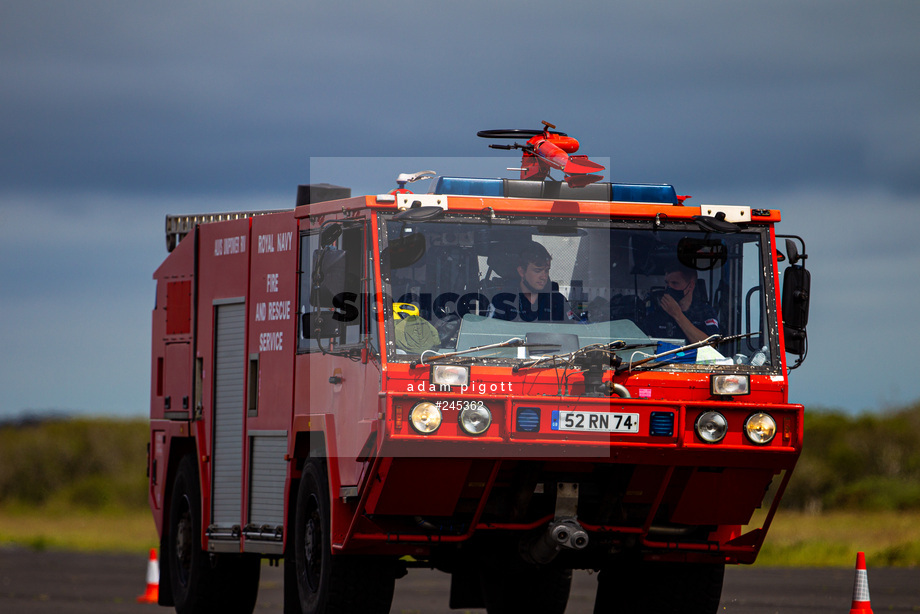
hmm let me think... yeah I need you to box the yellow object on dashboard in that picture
[393,302,420,320]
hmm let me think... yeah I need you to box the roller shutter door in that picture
[211,301,245,528]
[249,433,288,527]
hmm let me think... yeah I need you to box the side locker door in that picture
[244,213,297,555]
[162,279,193,420]
[195,218,251,551]
[211,300,246,535]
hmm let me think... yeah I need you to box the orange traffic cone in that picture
[136,548,160,604]
[849,551,873,614]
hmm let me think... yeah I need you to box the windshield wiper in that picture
[615,332,757,374]
[412,337,557,367]
[511,340,638,373]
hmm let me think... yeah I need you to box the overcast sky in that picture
[2,1,919,418]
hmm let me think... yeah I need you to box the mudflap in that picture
[450,566,486,609]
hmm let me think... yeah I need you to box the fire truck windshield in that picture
[379,214,778,371]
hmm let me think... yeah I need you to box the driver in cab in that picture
[643,263,720,343]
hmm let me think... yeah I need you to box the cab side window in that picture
[338,224,365,345]
[298,223,372,352]
[298,231,321,352]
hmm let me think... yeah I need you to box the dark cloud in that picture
[2,1,918,195]
[2,0,919,415]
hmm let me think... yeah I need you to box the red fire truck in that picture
[148,126,810,614]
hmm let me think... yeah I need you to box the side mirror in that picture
[785,238,802,265]
[782,263,810,356]
[310,248,348,308]
[320,223,343,248]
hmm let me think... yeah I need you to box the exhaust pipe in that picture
[550,521,589,549]
[523,518,589,565]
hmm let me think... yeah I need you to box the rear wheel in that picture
[168,455,260,614]
[294,458,396,614]
[594,560,724,614]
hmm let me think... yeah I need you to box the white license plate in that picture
[551,410,639,433]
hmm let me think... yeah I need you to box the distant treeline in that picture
[1,405,919,512]
[0,417,148,510]
[782,403,920,512]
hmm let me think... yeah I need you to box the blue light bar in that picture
[432,177,678,205]
[610,183,678,204]
[434,177,503,197]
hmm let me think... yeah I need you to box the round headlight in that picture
[459,403,492,436]
[744,412,777,445]
[695,411,728,443]
[409,402,442,434]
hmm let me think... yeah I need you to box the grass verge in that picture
[0,507,158,554]
[756,510,920,567]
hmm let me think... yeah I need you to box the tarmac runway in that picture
[1,547,918,613]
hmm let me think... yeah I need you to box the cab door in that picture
[302,218,381,489]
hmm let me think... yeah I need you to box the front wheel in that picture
[594,560,724,614]
[167,455,260,614]
[293,458,396,614]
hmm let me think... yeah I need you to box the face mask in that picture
[665,286,685,301]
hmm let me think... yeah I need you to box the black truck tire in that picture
[594,560,724,614]
[167,455,261,614]
[293,458,396,614]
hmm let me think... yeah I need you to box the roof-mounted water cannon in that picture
[478,121,606,187]
[392,170,437,194]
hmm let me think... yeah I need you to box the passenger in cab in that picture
[490,241,568,322]
[643,263,719,343]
